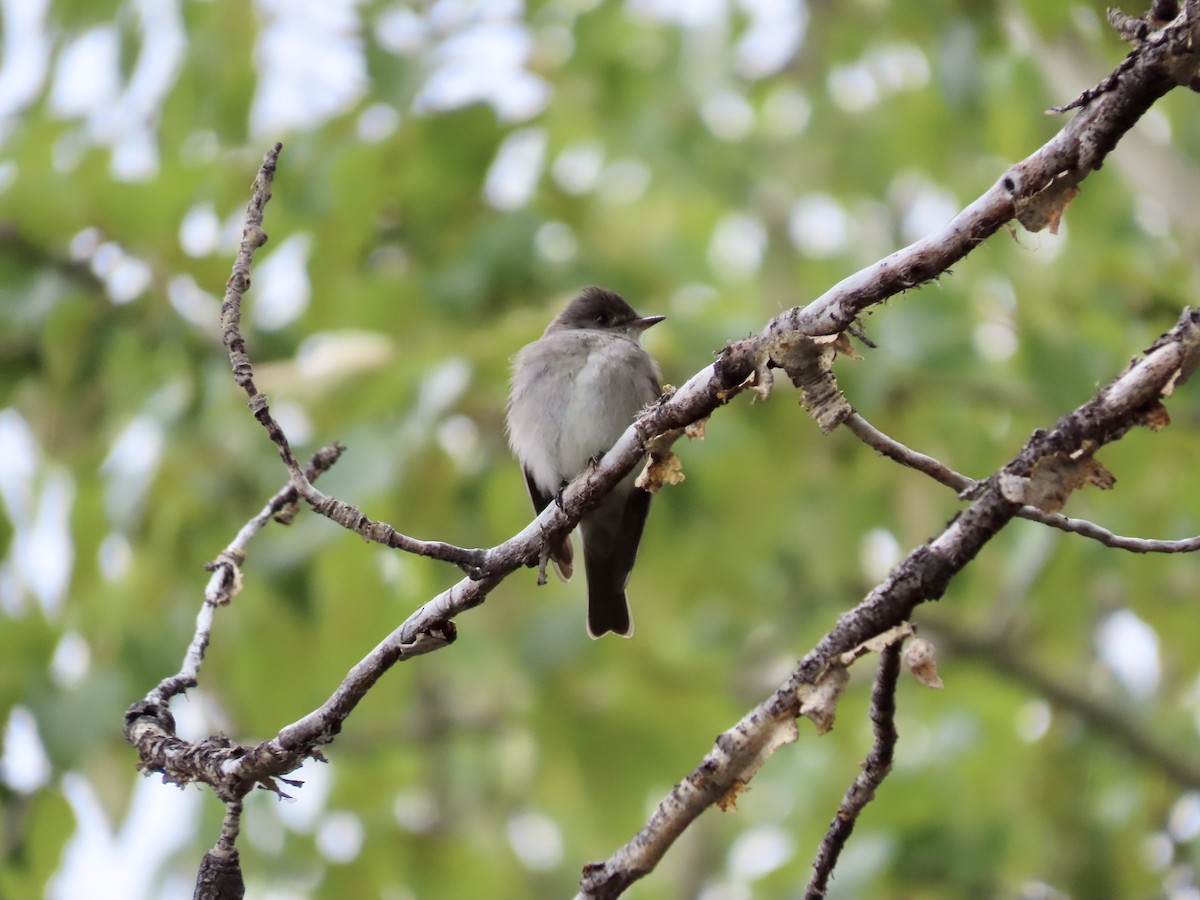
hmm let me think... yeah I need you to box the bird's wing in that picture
[523,466,573,582]
[522,467,554,514]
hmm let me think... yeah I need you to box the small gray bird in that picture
[506,286,663,638]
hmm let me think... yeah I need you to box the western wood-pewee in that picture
[506,286,663,638]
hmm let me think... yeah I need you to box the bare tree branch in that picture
[806,642,902,900]
[773,1,1200,339]
[192,800,245,900]
[579,306,1200,897]
[216,143,489,575]
[122,6,1200,897]
[843,411,971,487]
[845,412,1200,553]
[124,444,343,787]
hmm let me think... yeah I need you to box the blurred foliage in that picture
[2,1,1200,898]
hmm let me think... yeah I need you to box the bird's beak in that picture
[634,315,665,331]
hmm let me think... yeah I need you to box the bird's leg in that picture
[553,479,568,510]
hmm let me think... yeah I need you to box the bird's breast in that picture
[507,332,659,494]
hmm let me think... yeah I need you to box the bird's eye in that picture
[594,313,610,326]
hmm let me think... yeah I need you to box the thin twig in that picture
[844,412,972,489]
[844,412,1200,553]
[124,445,343,790]
[216,144,488,575]
[806,642,902,900]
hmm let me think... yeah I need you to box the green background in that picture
[2,1,1200,897]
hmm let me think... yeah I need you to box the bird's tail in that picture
[586,580,633,638]
[582,488,651,639]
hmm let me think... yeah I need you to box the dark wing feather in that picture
[522,467,573,582]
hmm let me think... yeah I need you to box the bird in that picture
[506,286,663,638]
